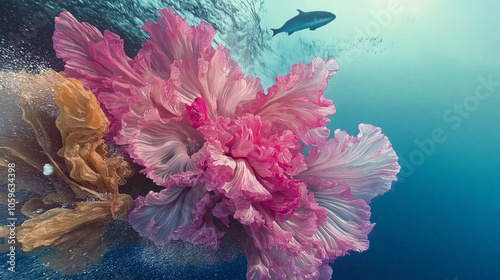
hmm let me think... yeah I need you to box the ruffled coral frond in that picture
[299,124,400,202]
[128,109,203,186]
[309,183,374,260]
[128,173,224,248]
[242,57,337,145]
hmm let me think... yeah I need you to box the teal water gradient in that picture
[321,1,500,279]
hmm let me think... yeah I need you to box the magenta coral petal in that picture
[243,57,337,145]
[172,47,262,119]
[105,77,184,145]
[299,123,400,202]
[202,47,263,117]
[220,159,272,202]
[177,193,225,249]
[128,178,207,245]
[129,110,203,186]
[318,264,334,280]
[129,173,223,248]
[309,183,374,261]
[211,198,235,227]
[245,247,328,280]
[53,11,146,140]
[53,12,144,91]
[136,8,216,80]
[241,183,326,255]
[53,11,103,64]
[303,127,332,146]
[243,237,326,280]
[138,8,262,119]
[325,57,340,82]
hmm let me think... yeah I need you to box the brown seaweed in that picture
[53,78,132,210]
[0,70,135,274]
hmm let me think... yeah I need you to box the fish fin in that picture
[287,31,294,35]
[310,27,317,31]
[297,9,304,14]
[271,28,279,37]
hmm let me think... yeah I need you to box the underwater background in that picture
[0,0,499,279]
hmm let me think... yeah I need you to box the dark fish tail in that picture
[271,28,280,37]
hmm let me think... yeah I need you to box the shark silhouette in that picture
[271,9,336,37]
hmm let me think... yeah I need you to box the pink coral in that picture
[53,8,400,279]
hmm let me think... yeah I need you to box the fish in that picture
[271,9,336,37]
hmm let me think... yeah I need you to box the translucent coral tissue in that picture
[53,8,401,280]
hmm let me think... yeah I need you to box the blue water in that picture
[1,0,499,279]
